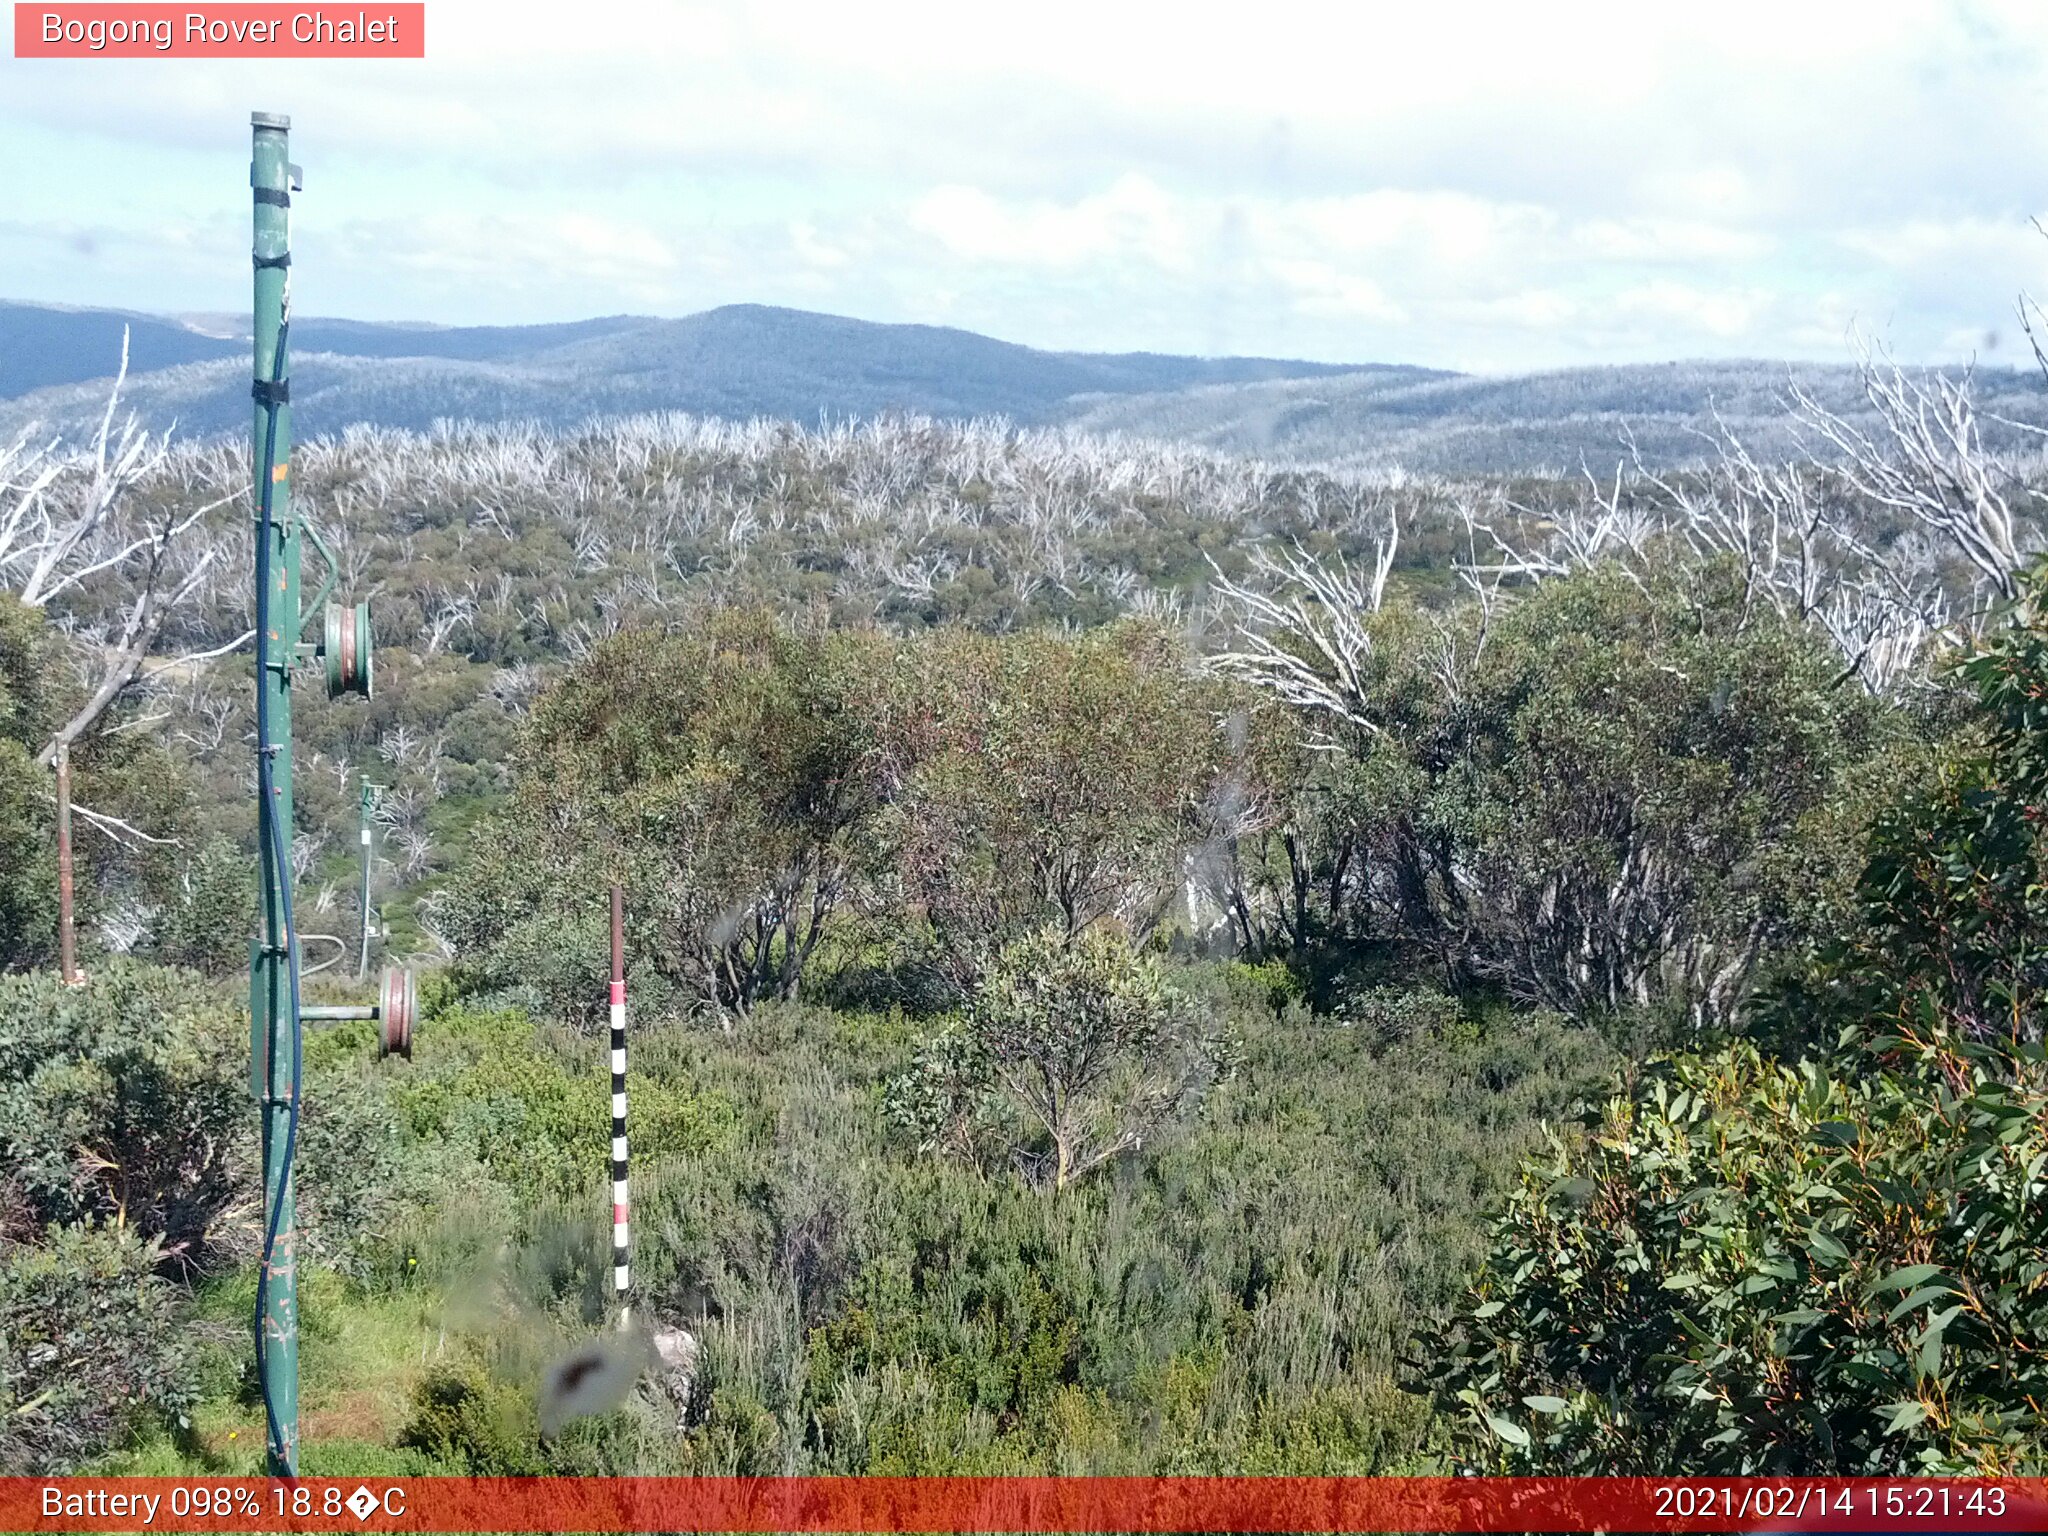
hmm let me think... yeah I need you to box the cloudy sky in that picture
[4,0,2046,371]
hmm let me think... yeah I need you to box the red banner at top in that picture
[13,4,425,56]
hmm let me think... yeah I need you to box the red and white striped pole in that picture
[609,883,630,1331]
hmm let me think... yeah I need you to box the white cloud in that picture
[1837,217,2048,274]
[1609,281,1767,340]
[1572,218,1773,264]
[328,211,678,298]
[910,176,1193,271]
[885,182,1839,360]
[1446,290,1584,333]
[1264,259,1408,325]
[5,0,2048,368]
[1258,192,1556,267]
[789,222,850,270]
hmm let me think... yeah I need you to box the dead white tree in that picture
[420,583,477,654]
[2,339,248,773]
[377,723,423,765]
[1204,516,1400,743]
[0,339,251,973]
[172,691,236,753]
[396,827,435,880]
[1815,572,1949,696]
[1789,342,2030,605]
[487,661,544,716]
[1625,416,1834,624]
[1460,389,1983,696]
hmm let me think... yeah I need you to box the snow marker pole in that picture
[610,883,631,1330]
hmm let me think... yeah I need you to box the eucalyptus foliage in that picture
[1424,558,2048,1475]
[887,928,1228,1191]
[1,1222,198,1474]
[1426,1030,2048,1473]
[1218,558,1895,1029]
[0,961,249,1264]
[445,611,892,1019]
[1774,554,2048,1050]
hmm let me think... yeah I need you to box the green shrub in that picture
[444,612,893,1019]
[0,961,250,1265]
[0,737,58,971]
[0,1223,199,1473]
[1228,559,1896,1030]
[299,1440,438,1477]
[886,929,1227,1191]
[295,1027,513,1285]
[0,595,199,973]
[1218,956,1306,1018]
[633,991,1614,1475]
[1337,984,1463,1044]
[1424,1028,2048,1474]
[1765,554,2048,1053]
[883,622,1226,977]
[150,836,256,976]
[389,1005,733,1204]
[1420,557,2048,1477]
[396,1360,545,1474]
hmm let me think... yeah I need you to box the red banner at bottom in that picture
[9,1476,2048,1533]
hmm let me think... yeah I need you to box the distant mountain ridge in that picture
[4,297,2043,474]
[0,301,244,399]
[1062,356,2048,475]
[0,298,1388,438]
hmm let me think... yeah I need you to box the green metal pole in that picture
[357,781,380,980]
[250,109,300,1477]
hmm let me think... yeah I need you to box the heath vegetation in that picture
[5,340,2048,1476]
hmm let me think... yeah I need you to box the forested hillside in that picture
[6,344,2048,1477]
[15,299,2047,478]
[1064,356,2048,474]
[0,301,1380,444]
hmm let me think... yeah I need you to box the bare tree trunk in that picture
[55,741,79,984]
[35,556,166,770]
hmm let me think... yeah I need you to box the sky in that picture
[3,0,2047,373]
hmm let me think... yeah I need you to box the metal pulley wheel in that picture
[322,599,373,699]
[378,965,416,1059]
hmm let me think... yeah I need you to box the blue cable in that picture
[250,314,303,1472]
